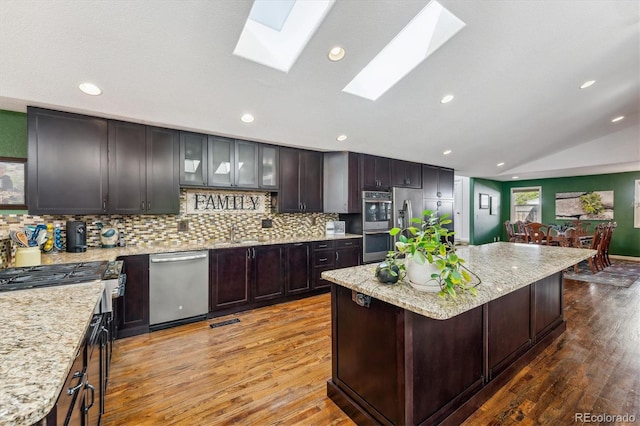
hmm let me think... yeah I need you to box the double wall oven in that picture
[362,191,393,263]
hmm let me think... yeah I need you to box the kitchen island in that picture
[0,282,104,426]
[321,242,595,425]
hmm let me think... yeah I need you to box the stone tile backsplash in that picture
[0,189,339,267]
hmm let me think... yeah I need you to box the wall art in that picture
[555,190,614,220]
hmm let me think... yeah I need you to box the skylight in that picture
[233,0,335,73]
[343,0,465,101]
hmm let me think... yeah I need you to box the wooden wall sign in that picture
[185,190,267,214]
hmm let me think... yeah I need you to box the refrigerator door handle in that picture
[405,199,413,225]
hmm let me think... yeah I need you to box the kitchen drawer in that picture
[313,251,335,267]
[336,239,360,249]
[313,267,334,290]
[312,240,335,251]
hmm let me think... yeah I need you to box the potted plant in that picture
[375,210,480,298]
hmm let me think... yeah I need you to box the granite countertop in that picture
[321,242,596,320]
[0,282,104,426]
[38,234,362,265]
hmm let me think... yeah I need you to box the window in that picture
[511,186,542,222]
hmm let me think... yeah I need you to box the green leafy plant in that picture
[377,210,480,299]
[579,192,604,215]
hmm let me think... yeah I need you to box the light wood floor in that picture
[103,277,640,425]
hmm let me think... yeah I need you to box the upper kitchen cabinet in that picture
[390,159,422,189]
[179,131,208,186]
[207,136,259,189]
[360,154,390,190]
[323,151,360,214]
[422,165,454,199]
[279,147,323,213]
[108,122,179,214]
[27,107,109,214]
[259,144,279,190]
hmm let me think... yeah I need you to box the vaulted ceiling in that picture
[1,0,638,180]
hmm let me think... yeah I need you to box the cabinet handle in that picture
[293,243,303,246]
[319,257,328,262]
[336,252,339,261]
[102,200,107,211]
[247,248,251,258]
[141,201,145,210]
[67,373,84,395]
[147,201,151,210]
[252,247,256,258]
[344,242,353,246]
[318,244,328,248]
[437,191,442,198]
[84,383,96,412]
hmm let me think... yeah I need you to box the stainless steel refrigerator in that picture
[391,187,424,231]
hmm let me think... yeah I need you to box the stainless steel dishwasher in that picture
[149,250,209,329]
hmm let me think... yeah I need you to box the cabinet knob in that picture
[437,191,442,198]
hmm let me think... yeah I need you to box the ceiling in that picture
[0,0,638,181]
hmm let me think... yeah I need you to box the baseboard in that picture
[609,255,640,262]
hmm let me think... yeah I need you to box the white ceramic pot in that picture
[406,256,441,292]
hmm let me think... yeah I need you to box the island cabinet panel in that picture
[210,247,250,310]
[286,243,311,294]
[487,286,532,379]
[116,255,149,338]
[533,272,563,340]
[252,245,285,302]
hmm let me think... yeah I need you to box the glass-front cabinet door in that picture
[235,140,259,188]
[259,145,279,189]
[208,136,234,187]
[179,132,208,186]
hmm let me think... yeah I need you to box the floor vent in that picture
[209,318,240,329]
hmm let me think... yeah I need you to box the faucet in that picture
[230,224,238,243]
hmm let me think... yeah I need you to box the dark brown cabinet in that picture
[209,247,250,310]
[422,165,454,199]
[115,255,150,338]
[108,122,179,214]
[252,245,285,302]
[27,107,109,215]
[285,242,311,294]
[361,154,390,190]
[312,239,361,290]
[279,147,323,213]
[179,131,208,186]
[210,245,284,310]
[390,159,422,189]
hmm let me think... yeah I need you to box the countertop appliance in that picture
[149,251,209,330]
[66,220,87,253]
[362,191,393,263]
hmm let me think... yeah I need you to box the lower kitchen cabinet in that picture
[115,255,150,338]
[312,239,362,290]
[253,245,285,302]
[286,242,311,295]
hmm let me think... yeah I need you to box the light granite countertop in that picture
[0,282,104,426]
[36,234,362,265]
[321,242,596,320]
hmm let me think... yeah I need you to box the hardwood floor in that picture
[103,278,640,425]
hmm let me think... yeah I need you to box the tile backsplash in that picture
[0,189,339,267]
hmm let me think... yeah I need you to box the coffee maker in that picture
[66,220,87,253]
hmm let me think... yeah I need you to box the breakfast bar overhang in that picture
[321,242,596,425]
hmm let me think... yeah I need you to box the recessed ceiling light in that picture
[611,116,624,123]
[512,176,519,179]
[497,162,505,167]
[440,94,454,104]
[328,46,345,61]
[580,80,596,89]
[241,113,255,123]
[343,1,465,101]
[79,83,102,96]
[233,0,335,72]
[443,150,452,155]
[336,134,348,142]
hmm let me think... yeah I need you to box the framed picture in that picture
[479,193,490,209]
[490,196,499,215]
[0,157,27,209]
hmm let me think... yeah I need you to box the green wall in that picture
[0,110,28,214]
[470,178,503,245]
[499,171,640,257]
[0,110,27,158]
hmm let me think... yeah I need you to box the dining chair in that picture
[601,222,616,267]
[585,224,606,274]
[524,222,549,245]
[505,220,526,243]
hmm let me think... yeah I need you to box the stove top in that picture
[0,261,109,292]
